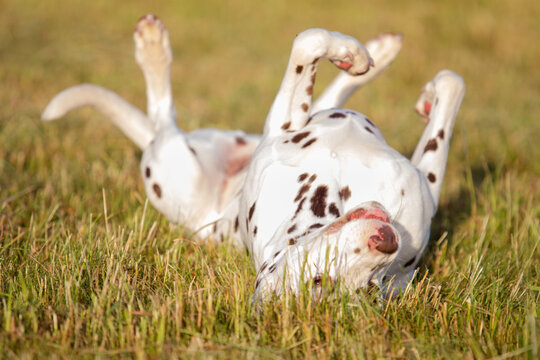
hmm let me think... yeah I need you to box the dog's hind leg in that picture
[263,29,373,137]
[410,70,465,208]
[41,84,154,150]
[312,33,402,113]
[134,14,177,131]
[40,16,177,150]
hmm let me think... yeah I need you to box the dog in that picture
[238,29,465,299]
[42,15,402,248]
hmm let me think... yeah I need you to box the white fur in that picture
[239,29,465,299]
[41,15,402,249]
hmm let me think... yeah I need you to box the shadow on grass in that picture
[418,161,498,272]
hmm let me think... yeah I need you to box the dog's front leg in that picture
[263,29,373,137]
[410,70,465,208]
[312,33,403,113]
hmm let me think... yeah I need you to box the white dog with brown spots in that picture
[239,29,465,299]
[42,15,403,248]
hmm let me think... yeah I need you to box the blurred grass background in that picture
[0,0,539,358]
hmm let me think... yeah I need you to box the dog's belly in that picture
[243,111,435,267]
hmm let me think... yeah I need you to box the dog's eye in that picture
[313,275,322,286]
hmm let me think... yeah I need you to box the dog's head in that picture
[253,201,400,299]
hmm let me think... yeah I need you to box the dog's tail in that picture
[42,84,155,149]
[411,70,465,208]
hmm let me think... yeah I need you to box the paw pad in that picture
[424,100,432,116]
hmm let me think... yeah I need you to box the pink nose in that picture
[368,225,398,254]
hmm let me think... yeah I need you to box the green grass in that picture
[1,0,539,358]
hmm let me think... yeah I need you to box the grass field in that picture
[1,0,539,358]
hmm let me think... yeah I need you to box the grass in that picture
[1,0,539,358]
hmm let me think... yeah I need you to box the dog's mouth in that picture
[346,206,389,223]
[324,203,390,235]
[323,202,398,255]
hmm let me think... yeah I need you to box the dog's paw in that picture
[292,29,372,76]
[364,33,403,70]
[134,14,172,67]
[415,79,435,122]
[325,31,373,76]
[415,70,465,123]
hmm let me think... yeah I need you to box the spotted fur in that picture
[42,20,419,297]
[239,29,464,300]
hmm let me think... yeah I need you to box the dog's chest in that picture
[243,113,431,261]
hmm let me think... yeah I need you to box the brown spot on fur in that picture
[288,238,297,245]
[281,121,291,130]
[308,174,317,183]
[401,189,405,196]
[295,184,311,202]
[293,197,306,219]
[260,262,268,272]
[302,138,318,148]
[428,172,437,183]
[298,173,309,182]
[301,103,309,112]
[145,167,151,178]
[255,278,261,289]
[189,147,197,156]
[284,140,290,144]
[306,85,313,95]
[234,216,239,232]
[339,186,351,201]
[424,138,438,153]
[274,250,281,258]
[153,183,162,198]
[249,202,256,221]
[269,264,276,273]
[235,137,247,146]
[253,226,258,236]
[437,129,445,140]
[354,248,361,254]
[330,112,346,119]
[365,126,374,134]
[312,57,320,65]
[309,223,324,231]
[292,131,311,143]
[365,117,375,126]
[310,185,328,218]
[329,203,340,217]
[296,65,303,74]
[287,224,297,234]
